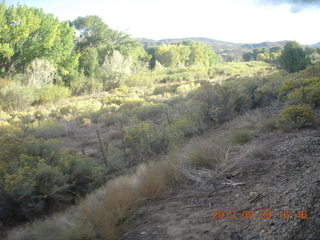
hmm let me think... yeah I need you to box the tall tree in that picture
[72,15,147,76]
[0,3,78,79]
[280,41,310,73]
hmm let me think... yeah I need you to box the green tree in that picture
[72,15,148,77]
[78,47,100,77]
[0,3,78,80]
[243,52,253,62]
[280,41,311,73]
[187,42,217,67]
[72,15,139,60]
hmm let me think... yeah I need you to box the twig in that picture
[222,179,246,186]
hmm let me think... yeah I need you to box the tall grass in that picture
[7,160,182,240]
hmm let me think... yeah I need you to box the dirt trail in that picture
[121,129,320,240]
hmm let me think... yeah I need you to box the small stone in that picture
[250,191,258,197]
[140,231,147,235]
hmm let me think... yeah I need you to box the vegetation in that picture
[277,104,318,130]
[0,136,103,223]
[1,1,320,240]
[280,41,311,73]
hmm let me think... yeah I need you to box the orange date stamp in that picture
[211,210,309,220]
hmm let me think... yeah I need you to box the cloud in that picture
[256,0,320,12]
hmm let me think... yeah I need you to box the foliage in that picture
[0,82,35,111]
[277,104,317,130]
[242,47,281,62]
[22,58,56,88]
[0,136,103,223]
[0,3,78,80]
[98,50,131,90]
[154,41,217,69]
[280,41,311,73]
[35,85,70,104]
[279,77,320,106]
[70,73,103,95]
[231,129,253,144]
[33,121,67,138]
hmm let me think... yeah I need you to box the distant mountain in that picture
[139,37,240,52]
[311,42,320,47]
[139,37,288,56]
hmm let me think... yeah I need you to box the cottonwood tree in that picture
[0,3,78,81]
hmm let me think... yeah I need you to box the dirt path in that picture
[121,129,320,240]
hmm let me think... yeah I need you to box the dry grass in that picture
[107,127,123,140]
[224,108,268,132]
[7,159,182,240]
[9,112,271,240]
[182,137,229,169]
[80,160,181,239]
[248,143,273,160]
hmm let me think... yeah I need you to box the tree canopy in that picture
[0,3,78,79]
[154,41,217,68]
[279,41,311,73]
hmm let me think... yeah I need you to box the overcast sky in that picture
[6,0,320,44]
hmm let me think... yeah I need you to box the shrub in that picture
[261,118,278,132]
[0,82,36,111]
[36,85,70,104]
[70,74,103,96]
[33,121,67,138]
[186,138,227,168]
[123,123,167,157]
[0,136,103,223]
[231,129,253,144]
[277,104,318,130]
[80,160,181,240]
[280,77,320,106]
[22,59,56,88]
[136,103,165,121]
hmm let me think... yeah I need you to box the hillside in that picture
[121,114,320,240]
[3,61,320,240]
[1,3,320,240]
[139,37,288,56]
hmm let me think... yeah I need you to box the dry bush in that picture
[7,207,96,240]
[224,108,268,131]
[231,129,253,144]
[182,137,229,169]
[33,121,67,138]
[248,144,273,160]
[107,127,123,140]
[7,159,181,240]
[79,160,181,240]
[136,161,181,198]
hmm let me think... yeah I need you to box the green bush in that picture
[70,74,103,96]
[36,85,70,104]
[0,136,103,223]
[280,77,320,106]
[0,82,36,111]
[123,123,166,157]
[136,104,165,121]
[231,129,253,144]
[33,121,67,138]
[277,104,318,130]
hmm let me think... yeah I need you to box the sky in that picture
[5,0,320,45]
